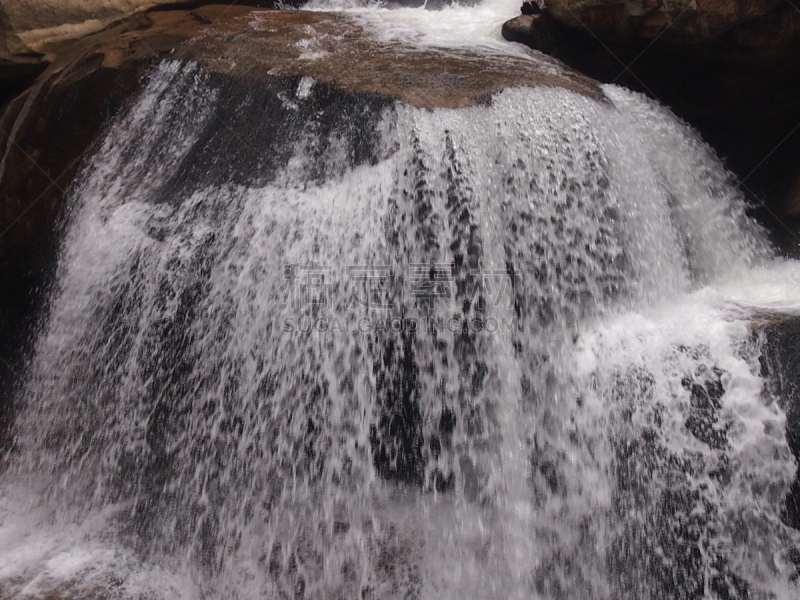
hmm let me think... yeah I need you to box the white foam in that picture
[0,490,198,600]
[705,259,800,316]
[306,0,535,57]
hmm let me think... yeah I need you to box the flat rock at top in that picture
[52,6,601,109]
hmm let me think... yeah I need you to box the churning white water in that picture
[306,0,526,54]
[1,3,800,599]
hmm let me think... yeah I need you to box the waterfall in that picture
[1,7,799,599]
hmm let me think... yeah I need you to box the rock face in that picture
[0,1,292,104]
[3,0,171,46]
[0,1,289,50]
[545,0,793,46]
[0,5,601,452]
[503,4,800,257]
[0,1,193,75]
[0,4,46,103]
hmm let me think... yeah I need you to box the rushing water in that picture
[1,2,800,599]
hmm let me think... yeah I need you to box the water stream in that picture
[1,2,799,599]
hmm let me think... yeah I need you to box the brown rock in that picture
[0,3,46,99]
[501,14,563,54]
[176,7,601,108]
[0,1,196,63]
[2,0,176,31]
[0,1,296,96]
[0,4,30,57]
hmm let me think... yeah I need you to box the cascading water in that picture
[1,2,800,599]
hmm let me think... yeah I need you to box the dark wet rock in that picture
[0,4,46,106]
[157,72,391,195]
[438,407,457,436]
[544,0,798,47]
[682,365,729,451]
[758,317,800,529]
[503,1,800,256]
[521,0,543,15]
[430,468,454,492]
[530,442,564,497]
[459,455,481,502]
[371,333,425,487]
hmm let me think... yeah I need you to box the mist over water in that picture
[1,14,799,600]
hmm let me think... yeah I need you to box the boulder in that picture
[0,1,195,68]
[0,6,602,454]
[0,1,296,51]
[0,4,31,57]
[501,13,605,67]
[0,4,46,104]
[0,5,600,269]
[0,1,295,103]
